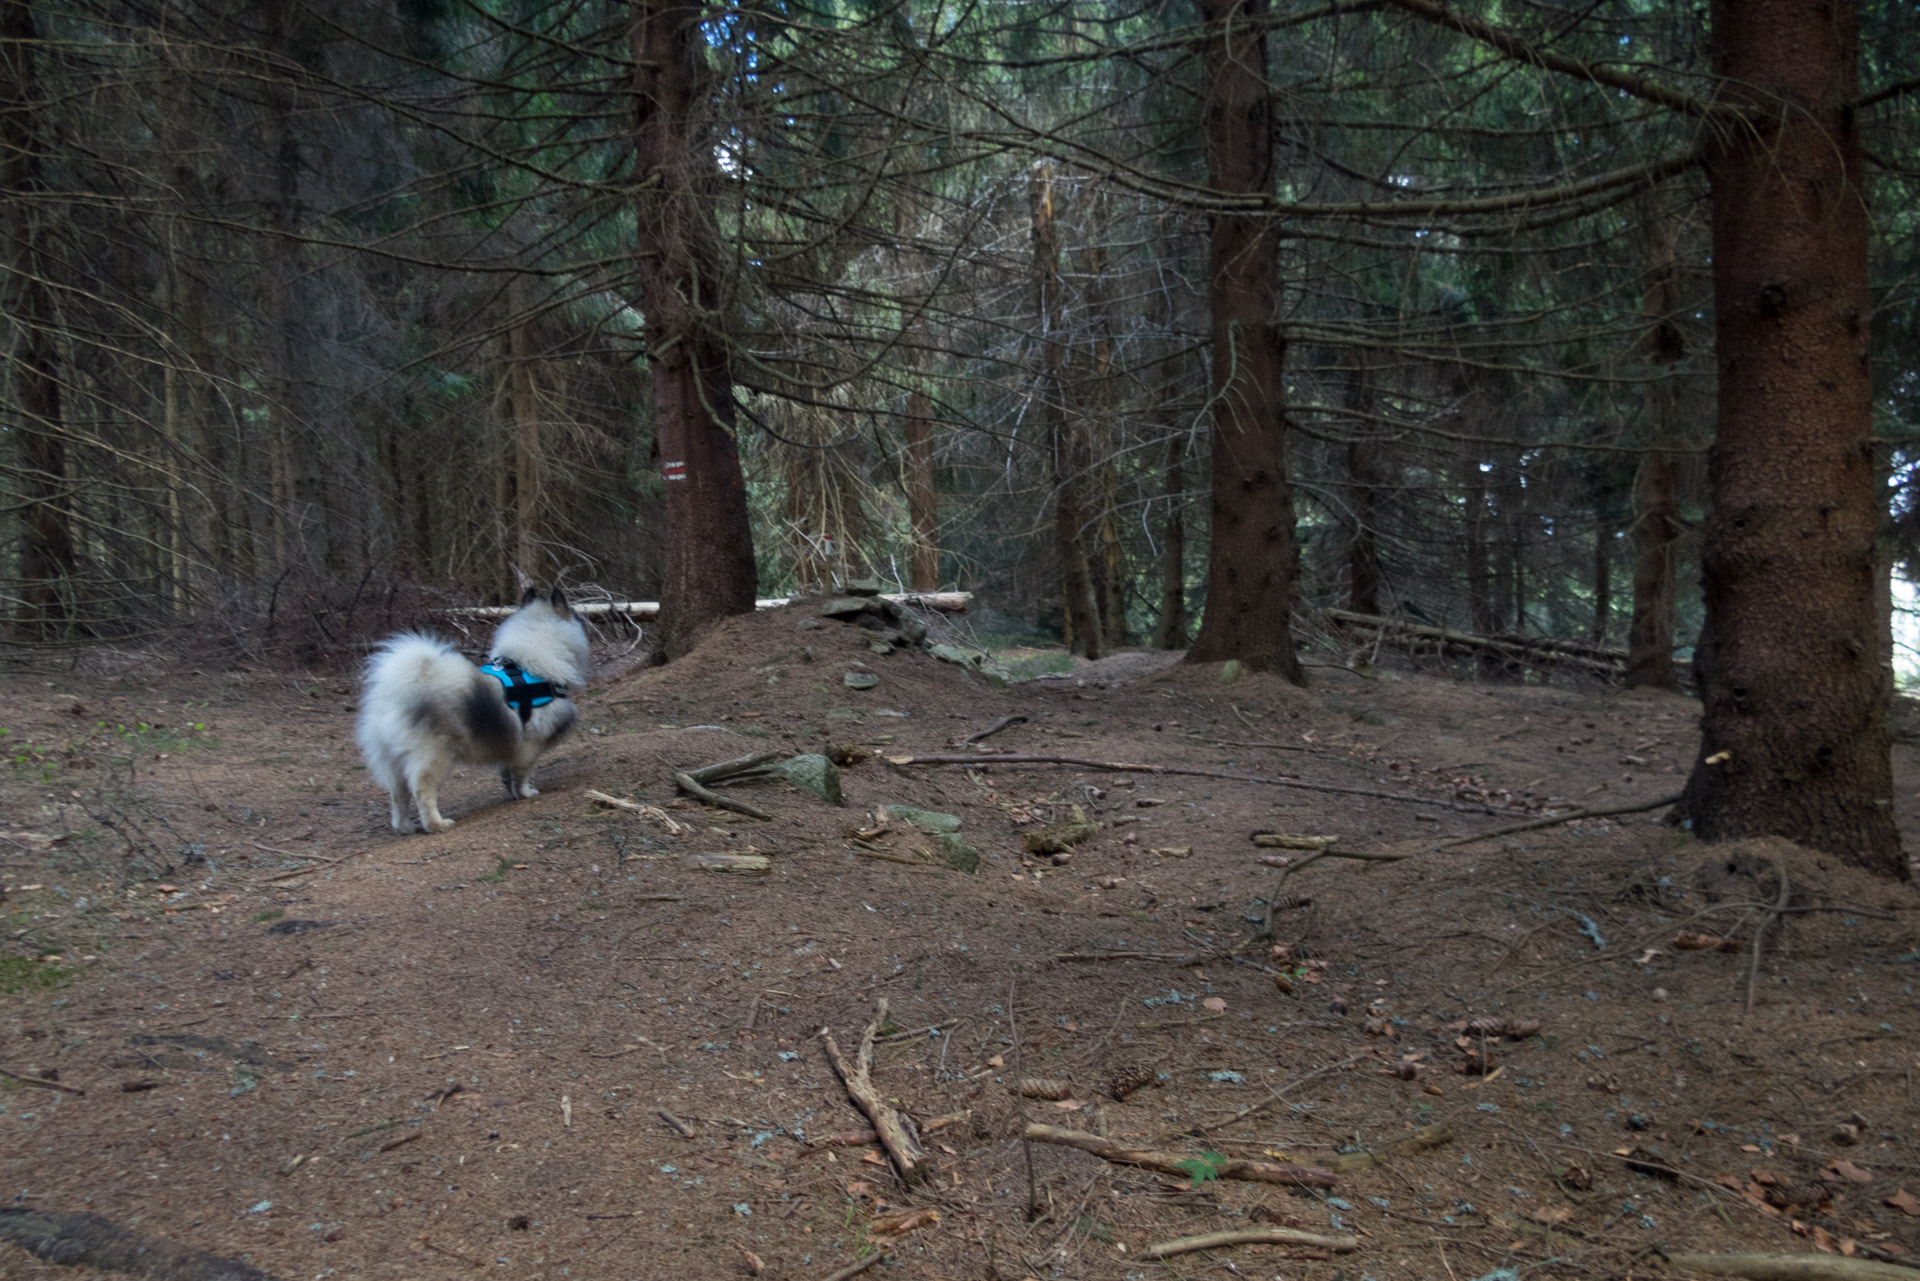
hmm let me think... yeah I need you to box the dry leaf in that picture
[1826,1159,1874,1185]
[1051,1098,1085,1110]
[1201,997,1226,1013]
[1885,1189,1920,1216]
[871,1207,940,1236]
[1150,846,1192,859]
[860,1151,889,1166]
[1527,1206,1572,1225]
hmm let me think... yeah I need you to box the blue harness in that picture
[480,661,565,724]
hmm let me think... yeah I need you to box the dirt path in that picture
[3,607,1919,1280]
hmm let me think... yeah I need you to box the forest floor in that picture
[3,602,1920,1281]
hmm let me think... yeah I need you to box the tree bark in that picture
[1590,517,1611,647]
[1151,431,1189,649]
[632,0,758,659]
[1343,364,1381,616]
[2,0,79,637]
[1626,445,1678,688]
[1184,0,1302,681]
[508,273,544,584]
[1031,163,1102,658]
[1677,0,1902,878]
[904,388,938,590]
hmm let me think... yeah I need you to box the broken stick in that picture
[1023,1123,1334,1187]
[1432,791,1683,851]
[672,770,772,821]
[1144,1226,1359,1259]
[885,752,1493,813]
[818,999,927,1184]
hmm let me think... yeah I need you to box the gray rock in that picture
[844,672,880,690]
[778,753,844,806]
[820,597,875,619]
[841,577,885,596]
[885,805,962,834]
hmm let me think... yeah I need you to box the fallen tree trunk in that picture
[453,592,972,620]
[1024,1123,1335,1187]
[1324,608,1626,676]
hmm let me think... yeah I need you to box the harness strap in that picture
[481,661,567,725]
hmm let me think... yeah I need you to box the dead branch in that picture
[820,1252,892,1281]
[1143,1226,1360,1259]
[1747,853,1793,1016]
[959,714,1027,744]
[686,752,783,784]
[0,1065,84,1095]
[1324,608,1626,675]
[1659,1253,1920,1281]
[1432,792,1683,850]
[452,592,972,619]
[885,753,1491,813]
[658,1110,696,1137]
[585,791,688,833]
[1023,1123,1336,1187]
[818,1000,927,1184]
[673,770,772,821]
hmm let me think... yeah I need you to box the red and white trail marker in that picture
[663,460,687,481]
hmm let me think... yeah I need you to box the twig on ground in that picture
[259,850,364,883]
[1023,1123,1336,1187]
[1143,1226,1359,1259]
[658,1110,696,1137]
[251,842,343,862]
[1747,853,1793,1016]
[882,752,1496,813]
[1431,791,1683,851]
[585,790,687,833]
[673,770,772,821]
[0,1065,84,1095]
[1056,950,1192,963]
[1008,975,1040,1218]
[1658,1252,1920,1280]
[1209,739,1308,752]
[420,1234,485,1268]
[1158,1053,1369,1144]
[960,714,1027,744]
[820,1251,891,1281]
[686,752,782,784]
[818,999,927,1184]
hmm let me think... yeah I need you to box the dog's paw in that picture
[425,816,455,832]
[518,783,541,799]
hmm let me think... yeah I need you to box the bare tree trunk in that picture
[1678,0,1902,878]
[1625,445,1678,687]
[1031,163,1102,658]
[632,0,757,659]
[1627,196,1684,687]
[1184,0,1301,681]
[904,388,938,590]
[1590,518,1611,647]
[508,274,543,583]
[1342,364,1381,616]
[1151,431,1189,649]
[2,0,79,637]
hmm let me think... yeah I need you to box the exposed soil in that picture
[3,604,1919,1281]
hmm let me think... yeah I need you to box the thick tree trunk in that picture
[1626,445,1678,687]
[1031,164,1102,658]
[632,0,757,659]
[904,389,938,590]
[2,0,79,637]
[1184,0,1302,681]
[1678,0,1902,878]
[1152,431,1189,649]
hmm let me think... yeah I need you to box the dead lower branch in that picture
[818,999,927,1184]
[1143,1226,1359,1259]
[884,753,1491,813]
[1023,1123,1336,1187]
[1432,792,1683,850]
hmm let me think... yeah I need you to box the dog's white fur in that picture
[356,588,591,833]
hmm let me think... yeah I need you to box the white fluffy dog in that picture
[356,587,591,833]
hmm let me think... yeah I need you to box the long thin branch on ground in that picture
[1432,792,1683,850]
[1023,1123,1336,1187]
[1660,1253,1920,1281]
[673,770,772,821]
[1144,1226,1360,1259]
[885,753,1492,813]
[1746,854,1793,1016]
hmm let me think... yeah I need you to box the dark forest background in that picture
[2,0,1916,672]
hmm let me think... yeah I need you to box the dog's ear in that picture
[548,586,570,614]
[520,585,541,607]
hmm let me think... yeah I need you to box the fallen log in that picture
[1658,1253,1920,1281]
[1323,608,1625,675]
[884,753,1496,814]
[1023,1123,1335,1187]
[452,592,972,620]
